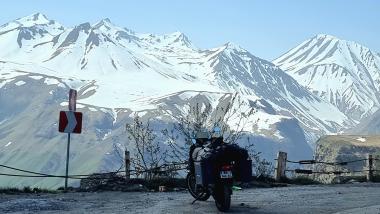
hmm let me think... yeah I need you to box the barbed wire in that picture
[275,156,380,177]
[0,162,188,180]
[285,168,379,175]
[284,159,369,166]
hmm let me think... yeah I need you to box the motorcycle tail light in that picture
[221,165,232,171]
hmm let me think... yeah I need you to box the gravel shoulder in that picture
[1,183,380,213]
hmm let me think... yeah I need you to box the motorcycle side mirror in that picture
[191,138,196,144]
[213,127,221,132]
[212,126,222,138]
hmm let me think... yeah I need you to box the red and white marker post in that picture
[59,89,82,191]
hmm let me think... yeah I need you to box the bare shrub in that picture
[125,114,168,179]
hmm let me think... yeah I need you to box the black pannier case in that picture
[194,156,252,186]
[235,159,253,182]
[194,160,215,185]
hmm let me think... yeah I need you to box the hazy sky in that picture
[1,0,379,60]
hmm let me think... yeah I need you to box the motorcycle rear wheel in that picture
[214,184,231,212]
[186,173,211,201]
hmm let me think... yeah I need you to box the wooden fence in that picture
[274,151,376,182]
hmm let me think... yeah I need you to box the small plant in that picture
[245,140,275,179]
[23,186,32,193]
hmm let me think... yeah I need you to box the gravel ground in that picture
[1,183,380,213]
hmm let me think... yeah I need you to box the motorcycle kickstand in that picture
[191,192,206,204]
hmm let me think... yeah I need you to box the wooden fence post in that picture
[367,154,373,182]
[275,151,287,182]
[125,150,130,180]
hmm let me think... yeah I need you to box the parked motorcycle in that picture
[186,128,252,212]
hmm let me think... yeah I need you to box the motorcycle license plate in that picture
[220,170,233,178]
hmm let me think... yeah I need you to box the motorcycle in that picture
[186,128,251,212]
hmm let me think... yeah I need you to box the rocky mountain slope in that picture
[0,69,313,188]
[314,135,380,183]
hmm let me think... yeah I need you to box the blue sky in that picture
[1,0,379,60]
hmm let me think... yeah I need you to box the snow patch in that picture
[356,137,366,142]
[102,132,111,140]
[137,111,147,117]
[44,78,60,85]
[60,102,85,109]
[76,104,85,109]
[29,75,43,80]
[98,108,117,124]
[88,107,97,112]
[255,111,284,131]
[273,131,284,140]
[82,85,97,95]
[0,71,27,80]
[15,80,26,86]
[0,79,15,88]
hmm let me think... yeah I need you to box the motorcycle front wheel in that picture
[186,173,211,201]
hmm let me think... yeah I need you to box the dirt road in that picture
[1,183,380,213]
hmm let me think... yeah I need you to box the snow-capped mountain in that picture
[273,34,380,122]
[0,14,364,187]
[0,14,354,136]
